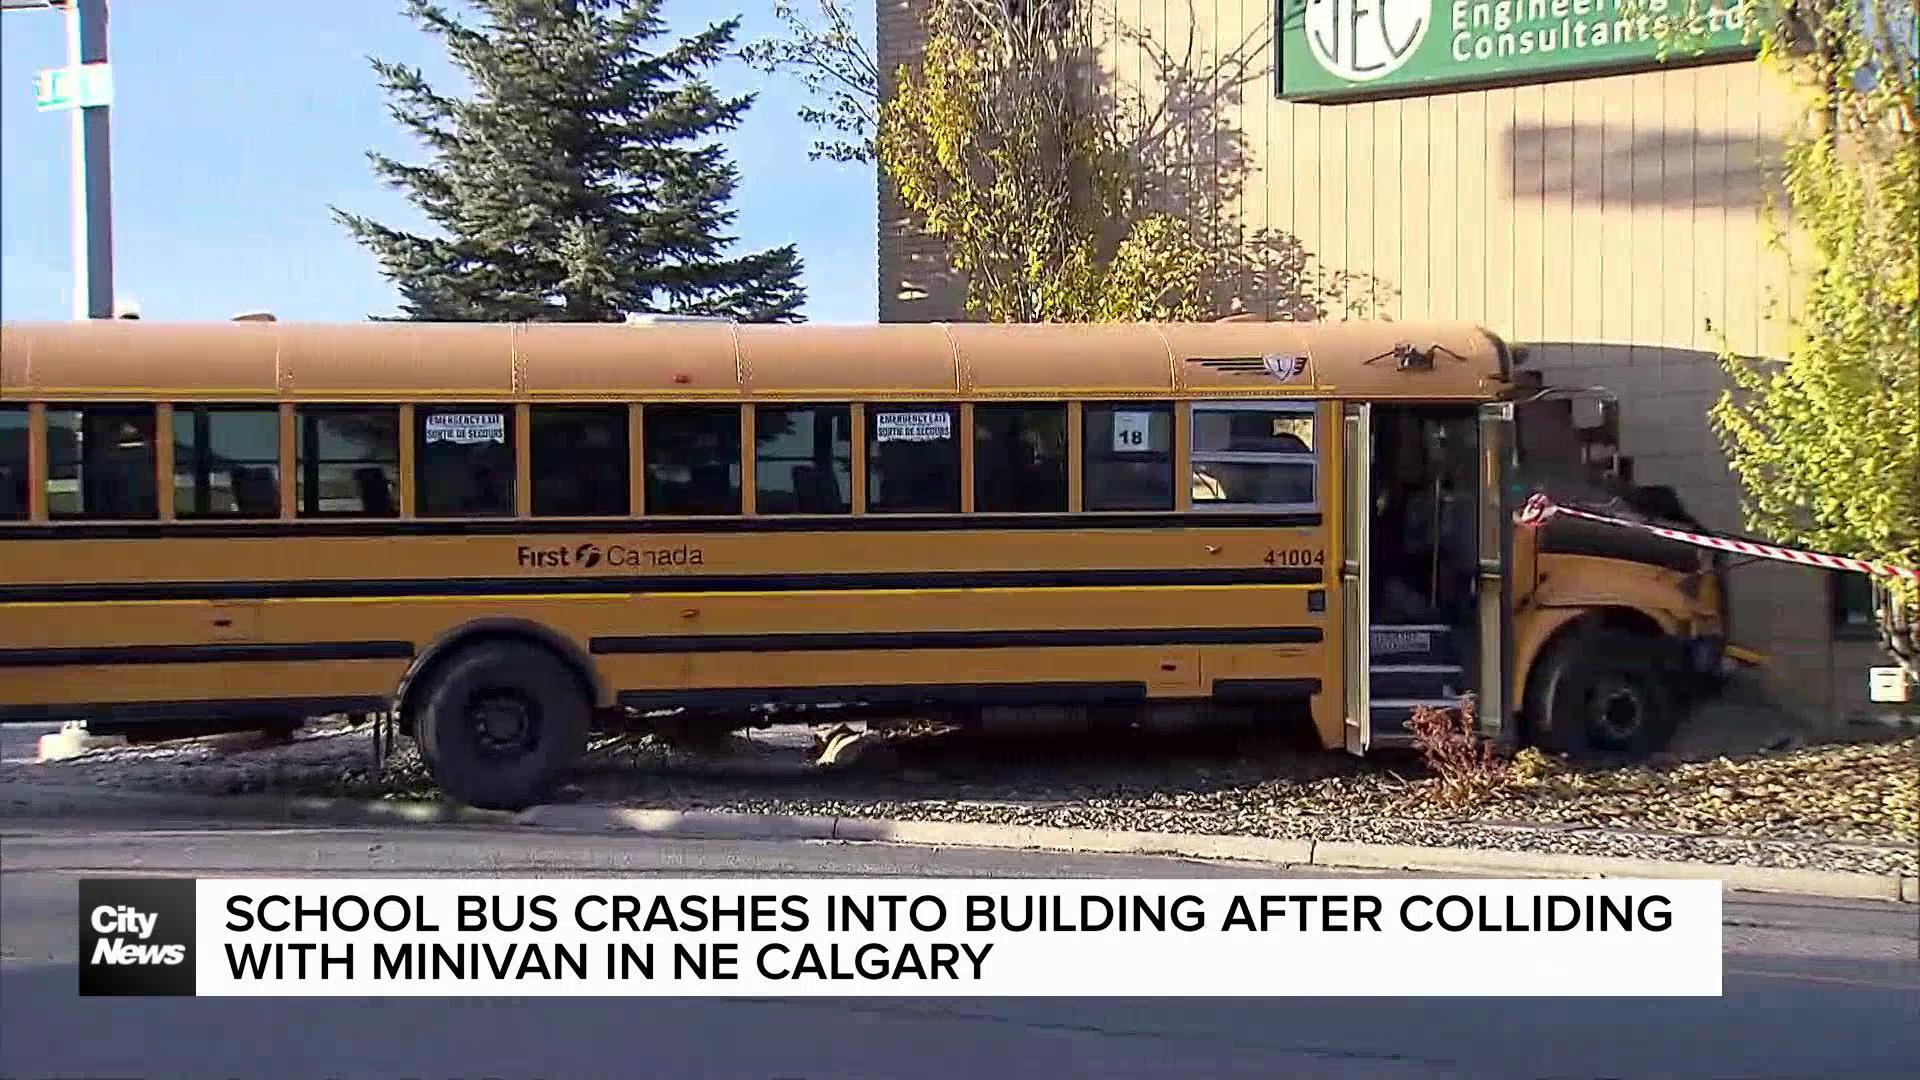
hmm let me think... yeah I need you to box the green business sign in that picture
[1278,0,1758,100]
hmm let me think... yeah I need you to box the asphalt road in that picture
[2,815,1916,1079]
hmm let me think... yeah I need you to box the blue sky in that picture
[0,1,876,323]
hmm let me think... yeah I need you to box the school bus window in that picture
[531,406,629,517]
[867,404,960,513]
[1083,403,1173,511]
[297,406,399,517]
[415,407,514,517]
[645,405,741,515]
[1190,403,1318,511]
[173,406,281,518]
[756,404,851,515]
[45,405,159,520]
[0,407,26,520]
[974,403,1067,513]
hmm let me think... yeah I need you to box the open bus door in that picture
[1478,401,1515,743]
[1341,403,1371,754]
[1344,400,1514,753]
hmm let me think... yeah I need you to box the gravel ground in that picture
[3,711,1914,878]
[574,729,1919,877]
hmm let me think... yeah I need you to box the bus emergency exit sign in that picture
[34,62,111,112]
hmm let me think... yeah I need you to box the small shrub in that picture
[1406,694,1507,804]
[1506,746,1562,787]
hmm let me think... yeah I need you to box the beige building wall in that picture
[875,0,965,320]
[876,1,1883,718]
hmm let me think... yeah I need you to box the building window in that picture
[867,404,960,513]
[531,406,629,517]
[1832,572,1879,639]
[756,405,852,515]
[298,406,399,517]
[172,406,281,518]
[974,403,1067,513]
[0,407,26,520]
[1083,402,1173,511]
[646,405,741,515]
[1190,402,1318,511]
[46,405,158,520]
[415,407,514,517]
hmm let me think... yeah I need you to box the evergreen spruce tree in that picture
[336,0,806,322]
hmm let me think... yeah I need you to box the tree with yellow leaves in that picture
[875,0,1214,322]
[1683,2,1919,679]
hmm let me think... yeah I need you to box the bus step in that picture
[1369,699,1463,740]
[1369,664,1465,701]
[1368,625,1458,664]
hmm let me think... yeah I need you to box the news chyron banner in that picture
[80,878,1724,997]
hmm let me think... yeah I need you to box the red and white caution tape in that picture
[1514,493,1919,582]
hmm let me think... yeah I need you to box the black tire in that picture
[1525,629,1679,755]
[414,641,590,810]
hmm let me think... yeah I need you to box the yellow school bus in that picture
[0,317,1736,807]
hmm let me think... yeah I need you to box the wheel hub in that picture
[469,692,536,753]
[1592,683,1643,740]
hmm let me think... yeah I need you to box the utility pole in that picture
[6,0,114,319]
[67,0,114,320]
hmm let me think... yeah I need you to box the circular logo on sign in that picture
[1304,0,1431,83]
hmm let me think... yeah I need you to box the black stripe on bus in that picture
[1208,677,1324,702]
[0,696,390,726]
[590,626,1323,655]
[618,681,1150,711]
[0,567,1323,604]
[0,511,1321,541]
[0,641,415,668]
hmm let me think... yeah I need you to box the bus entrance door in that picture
[1340,403,1371,754]
[1350,404,1500,750]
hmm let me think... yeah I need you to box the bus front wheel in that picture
[1525,629,1678,756]
[414,641,590,810]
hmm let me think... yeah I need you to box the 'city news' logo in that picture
[1304,0,1432,81]
[78,878,197,996]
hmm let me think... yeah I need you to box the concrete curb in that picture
[833,816,1318,865]
[512,806,1319,865]
[0,784,516,829]
[514,805,1916,903]
[1309,840,1909,902]
[517,805,840,840]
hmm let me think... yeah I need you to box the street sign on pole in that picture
[34,61,110,111]
[7,0,114,321]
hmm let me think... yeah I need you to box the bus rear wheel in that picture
[414,641,589,810]
[1526,629,1678,756]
